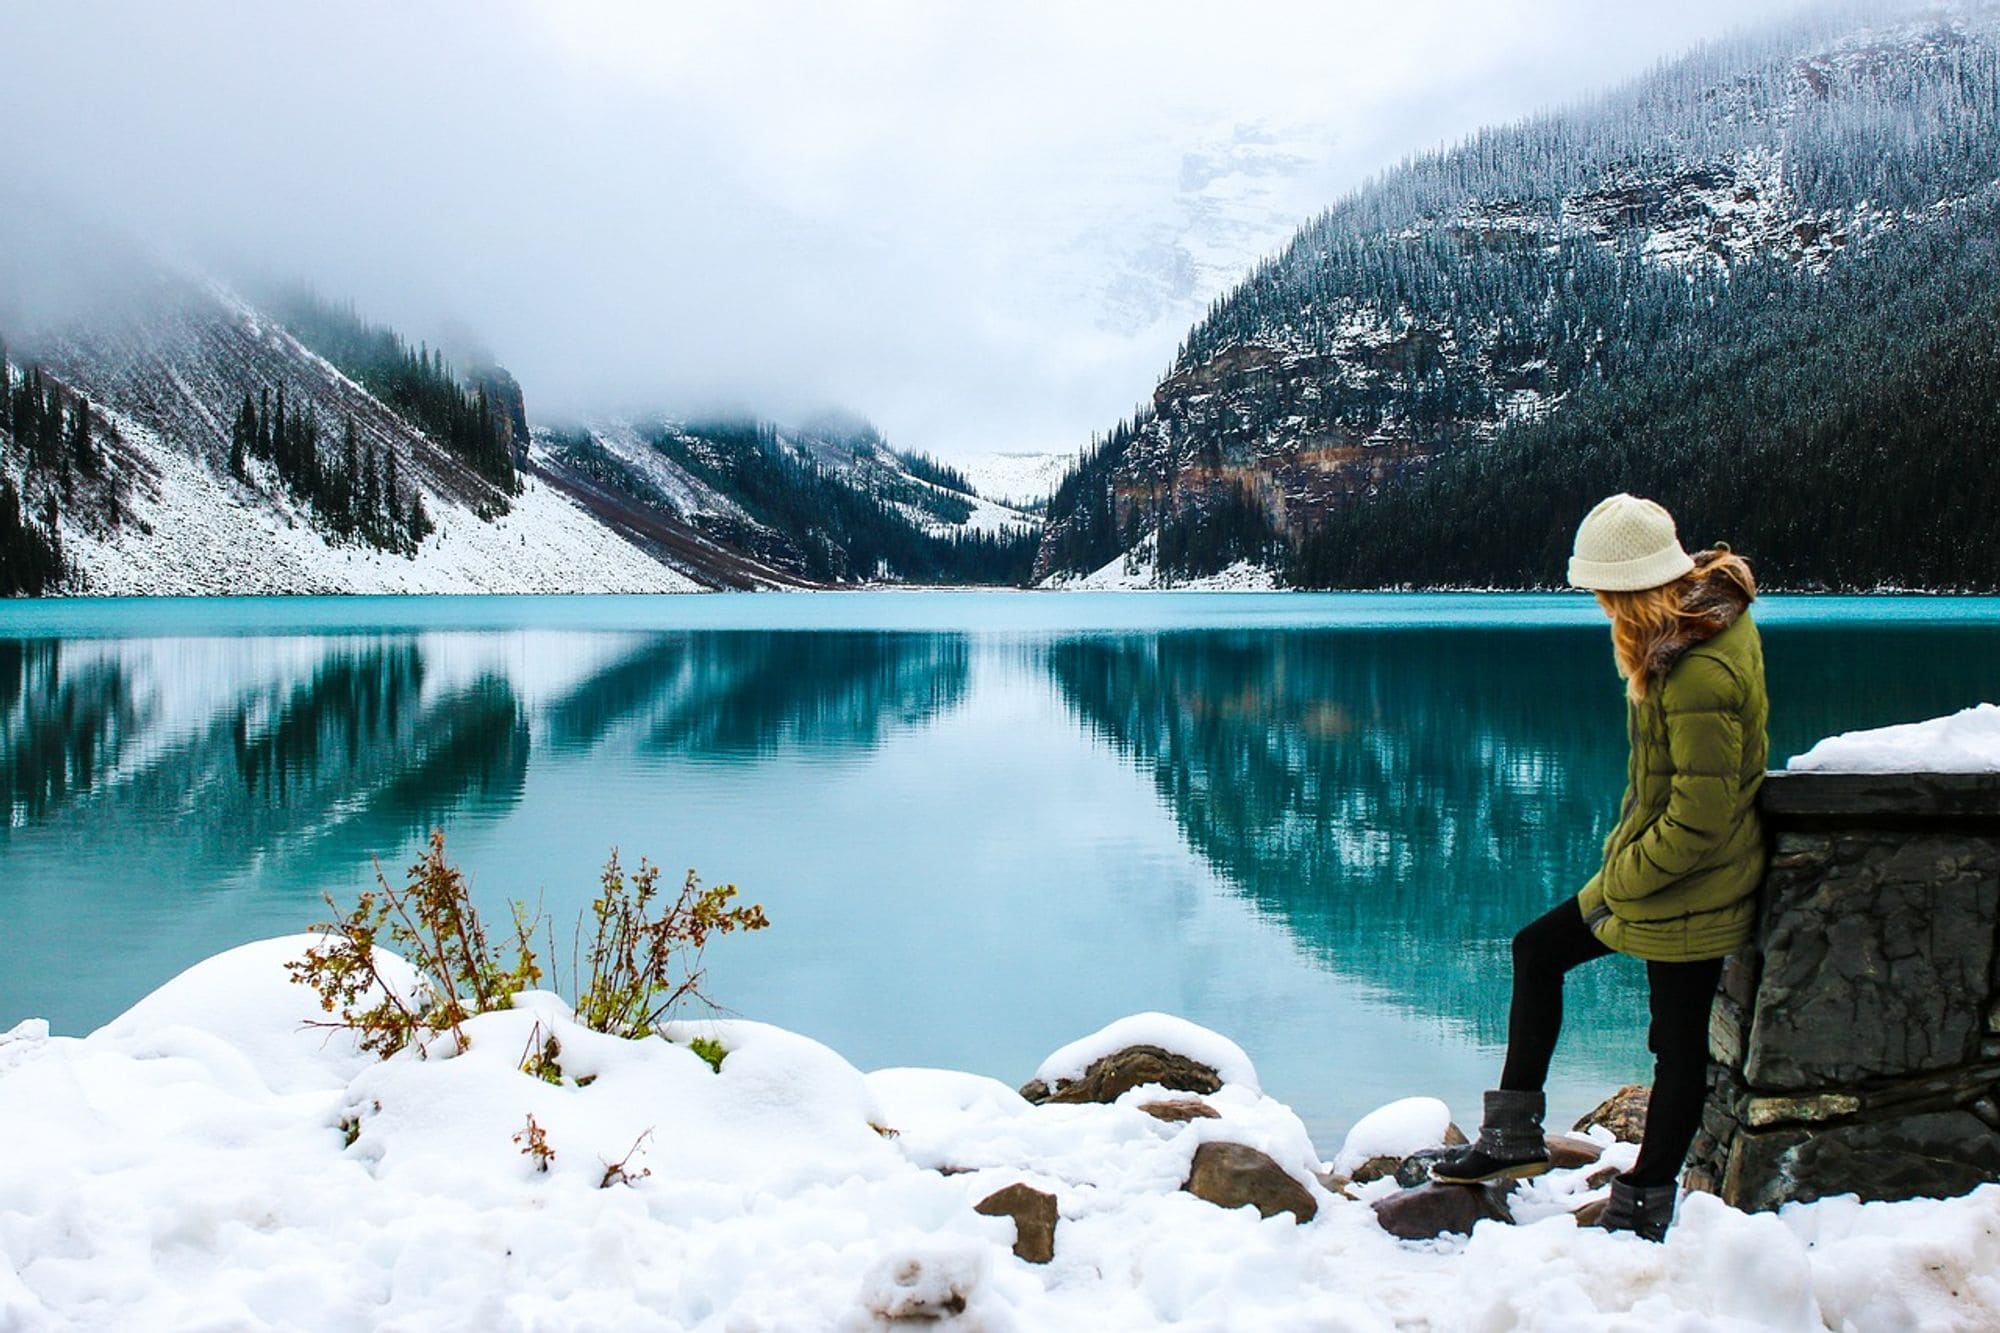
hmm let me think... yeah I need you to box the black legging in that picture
[1498,898,1724,1189]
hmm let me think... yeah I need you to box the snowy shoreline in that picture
[5,936,1998,1330]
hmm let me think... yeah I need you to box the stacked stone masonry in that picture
[1688,771,2000,1210]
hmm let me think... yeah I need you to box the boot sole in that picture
[1429,1161,1552,1186]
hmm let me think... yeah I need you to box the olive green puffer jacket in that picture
[1575,604,1769,963]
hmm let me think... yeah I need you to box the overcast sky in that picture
[1,0,1819,460]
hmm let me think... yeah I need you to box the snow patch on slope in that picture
[957,450,1075,507]
[66,411,698,595]
[1041,533,1279,591]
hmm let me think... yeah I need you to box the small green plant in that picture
[520,1024,564,1085]
[687,1035,726,1073]
[288,829,769,1060]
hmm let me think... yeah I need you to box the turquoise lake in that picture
[4,591,1998,1146]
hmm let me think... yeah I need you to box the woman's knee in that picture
[1512,921,1556,973]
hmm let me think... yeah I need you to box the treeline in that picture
[0,340,125,594]
[0,476,62,595]
[894,449,976,497]
[228,386,432,554]
[1288,197,2000,591]
[661,421,1037,584]
[274,293,519,495]
[1156,483,1284,581]
[1034,410,1152,580]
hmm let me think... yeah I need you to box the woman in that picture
[1431,493,1768,1242]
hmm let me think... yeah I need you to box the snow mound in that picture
[1335,1096,1457,1174]
[90,933,423,1096]
[1034,1012,1259,1092]
[1788,702,2000,773]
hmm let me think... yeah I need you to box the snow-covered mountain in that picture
[532,415,1037,590]
[0,271,1037,595]
[954,451,1075,510]
[1034,2,2000,592]
[0,273,702,594]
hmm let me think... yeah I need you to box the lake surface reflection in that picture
[4,593,1997,1144]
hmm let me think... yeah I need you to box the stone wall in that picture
[1687,771,2000,1209]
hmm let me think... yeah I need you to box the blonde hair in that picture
[1597,549,1756,702]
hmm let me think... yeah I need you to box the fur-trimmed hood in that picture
[1645,552,1756,680]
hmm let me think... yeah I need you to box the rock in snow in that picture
[973,1182,1060,1264]
[1575,1084,1652,1143]
[5,941,2000,1328]
[1371,1180,1515,1240]
[1022,1045,1224,1107]
[1030,1011,1258,1092]
[1182,1141,1319,1224]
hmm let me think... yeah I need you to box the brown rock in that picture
[1443,1122,1469,1147]
[1184,1142,1318,1223]
[974,1182,1059,1264]
[1572,1197,1610,1227]
[1544,1133,1606,1169]
[1028,1046,1224,1106]
[1585,1165,1621,1190]
[1371,1181,1514,1240]
[1350,1155,1404,1184]
[1574,1085,1651,1143]
[1140,1098,1220,1122]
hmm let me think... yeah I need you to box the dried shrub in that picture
[514,1113,555,1171]
[571,852,770,1040]
[599,1129,654,1189]
[287,829,542,1057]
[289,829,768,1060]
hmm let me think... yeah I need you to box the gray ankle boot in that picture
[1597,1177,1677,1241]
[1430,1090,1551,1185]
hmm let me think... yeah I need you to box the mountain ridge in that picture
[1032,1,2000,592]
[0,272,1039,595]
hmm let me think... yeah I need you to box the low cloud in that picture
[0,0,1818,457]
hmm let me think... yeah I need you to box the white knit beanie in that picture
[1566,493,1695,591]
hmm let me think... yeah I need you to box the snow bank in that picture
[1033,1011,1259,1091]
[90,934,422,1096]
[7,941,2000,1329]
[1334,1096,1456,1174]
[1789,702,2000,773]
